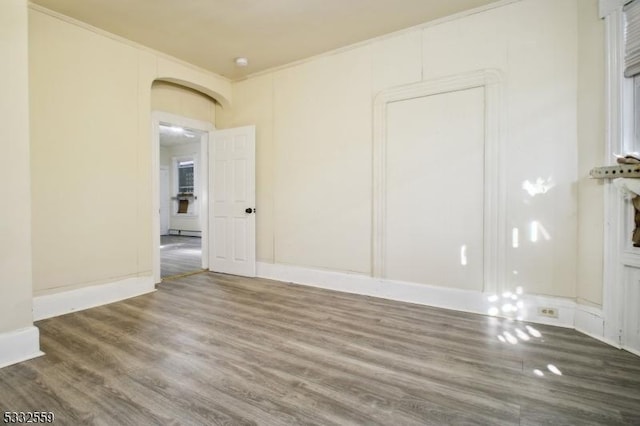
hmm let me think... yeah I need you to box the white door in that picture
[159,166,170,235]
[209,125,256,277]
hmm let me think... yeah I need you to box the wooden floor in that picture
[160,235,203,278]
[1,273,640,425]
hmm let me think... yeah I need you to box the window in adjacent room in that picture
[173,156,198,216]
[178,160,195,194]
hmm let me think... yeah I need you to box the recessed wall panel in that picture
[384,87,485,291]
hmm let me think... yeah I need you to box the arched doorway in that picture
[150,80,256,283]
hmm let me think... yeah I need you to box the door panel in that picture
[209,126,256,277]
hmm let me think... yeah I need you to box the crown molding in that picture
[27,2,231,84]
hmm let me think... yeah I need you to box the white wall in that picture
[0,0,41,367]
[29,6,230,296]
[385,87,486,291]
[272,48,374,274]
[221,0,591,300]
[423,0,579,299]
[577,0,605,307]
[25,0,606,314]
[0,0,34,333]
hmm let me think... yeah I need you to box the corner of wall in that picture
[0,0,39,368]
[0,327,43,369]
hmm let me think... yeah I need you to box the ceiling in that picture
[159,124,203,147]
[30,0,502,80]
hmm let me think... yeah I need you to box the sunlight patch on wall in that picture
[522,177,555,197]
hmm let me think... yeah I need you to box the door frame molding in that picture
[151,111,214,283]
[371,69,506,295]
[601,3,639,349]
[159,165,170,235]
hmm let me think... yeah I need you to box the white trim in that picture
[0,326,43,369]
[599,0,631,19]
[33,276,155,321]
[167,230,202,237]
[200,131,210,271]
[574,304,612,346]
[160,165,170,235]
[257,262,576,329]
[372,69,506,296]
[603,7,636,347]
[151,111,214,284]
[624,346,640,357]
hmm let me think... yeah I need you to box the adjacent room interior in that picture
[1,0,640,423]
[158,122,206,279]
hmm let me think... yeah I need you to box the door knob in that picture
[245,208,255,214]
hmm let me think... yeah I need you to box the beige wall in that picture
[29,7,230,295]
[223,0,595,299]
[151,81,216,124]
[0,0,33,333]
[26,0,606,303]
[577,0,605,307]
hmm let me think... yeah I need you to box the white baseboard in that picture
[574,304,615,346]
[33,276,156,321]
[0,326,43,369]
[167,230,201,237]
[256,262,576,328]
[624,346,640,357]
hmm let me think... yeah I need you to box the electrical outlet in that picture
[538,307,558,318]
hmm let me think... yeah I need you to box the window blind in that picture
[625,0,640,77]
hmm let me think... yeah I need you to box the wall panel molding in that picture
[372,69,506,294]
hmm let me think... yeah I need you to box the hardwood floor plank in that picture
[1,272,639,425]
